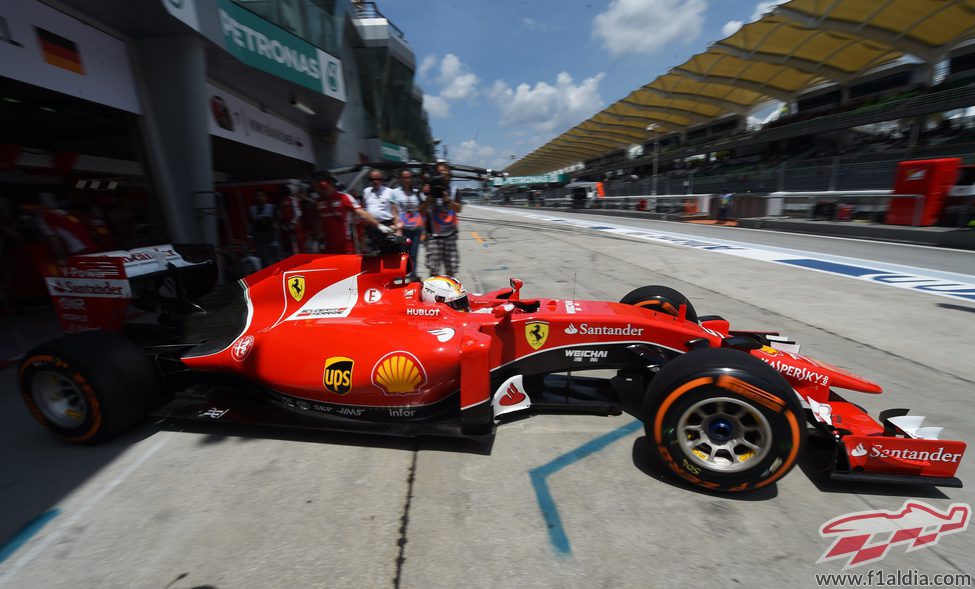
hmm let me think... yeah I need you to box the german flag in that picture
[34,27,85,75]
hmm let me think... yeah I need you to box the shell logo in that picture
[372,351,427,395]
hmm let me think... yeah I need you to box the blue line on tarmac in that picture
[481,206,975,303]
[777,258,873,276]
[530,419,643,557]
[0,509,61,564]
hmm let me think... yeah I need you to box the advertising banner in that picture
[161,0,200,32]
[207,82,314,163]
[493,173,567,186]
[0,0,141,113]
[216,0,346,102]
[380,141,409,162]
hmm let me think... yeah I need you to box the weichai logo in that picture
[322,356,354,395]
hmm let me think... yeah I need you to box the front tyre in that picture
[19,331,161,443]
[644,348,805,492]
[620,285,698,323]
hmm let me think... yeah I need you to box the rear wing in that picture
[44,244,217,333]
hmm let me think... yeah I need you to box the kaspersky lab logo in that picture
[818,500,970,569]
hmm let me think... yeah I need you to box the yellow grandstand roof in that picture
[675,51,825,99]
[507,0,975,175]
[783,0,975,53]
[648,74,762,108]
[719,15,903,79]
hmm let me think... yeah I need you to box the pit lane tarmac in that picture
[1,206,972,589]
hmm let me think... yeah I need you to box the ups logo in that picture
[323,356,354,395]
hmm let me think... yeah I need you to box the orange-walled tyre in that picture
[644,348,805,492]
[620,285,699,323]
[19,331,161,443]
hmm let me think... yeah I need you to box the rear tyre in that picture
[620,285,698,323]
[18,331,161,443]
[643,348,805,492]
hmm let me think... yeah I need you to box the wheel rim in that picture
[677,396,772,473]
[30,370,88,429]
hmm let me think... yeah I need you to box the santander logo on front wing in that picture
[844,435,966,477]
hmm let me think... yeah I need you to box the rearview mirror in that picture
[509,278,523,300]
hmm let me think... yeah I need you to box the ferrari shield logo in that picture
[525,321,549,350]
[288,275,305,302]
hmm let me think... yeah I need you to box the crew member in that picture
[298,185,320,253]
[313,171,392,254]
[717,191,734,224]
[249,191,279,267]
[36,193,97,261]
[278,185,302,256]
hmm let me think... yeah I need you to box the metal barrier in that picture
[498,194,714,216]
[766,191,924,225]
[496,190,936,226]
[584,148,975,199]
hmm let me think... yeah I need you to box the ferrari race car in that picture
[18,245,966,493]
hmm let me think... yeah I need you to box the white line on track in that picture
[552,208,975,254]
[473,206,975,303]
[0,434,170,586]
[691,222,975,253]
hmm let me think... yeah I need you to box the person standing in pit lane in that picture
[361,170,402,252]
[248,191,280,267]
[36,193,97,262]
[717,190,734,224]
[298,185,321,253]
[391,169,424,281]
[420,161,462,277]
[277,184,302,257]
[313,171,392,254]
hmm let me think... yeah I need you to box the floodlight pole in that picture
[647,124,660,196]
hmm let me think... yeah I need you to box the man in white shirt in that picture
[362,169,401,251]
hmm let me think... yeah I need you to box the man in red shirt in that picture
[278,185,303,256]
[312,171,391,254]
[36,194,98,261]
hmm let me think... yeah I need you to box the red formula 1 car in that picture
[18,245,966,492]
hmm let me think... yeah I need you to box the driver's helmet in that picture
[421,276,469,311]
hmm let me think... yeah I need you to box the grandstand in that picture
[505,0,975,201]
